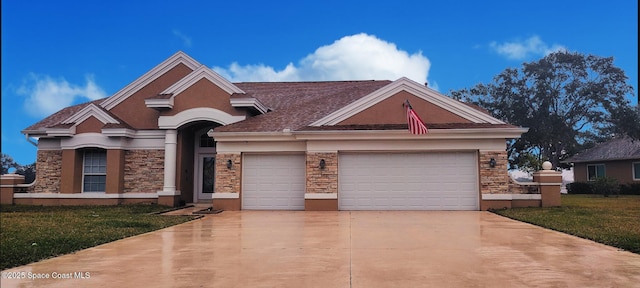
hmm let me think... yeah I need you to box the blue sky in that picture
[2,0,638,165]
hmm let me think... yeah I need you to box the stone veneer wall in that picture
[32,150,62,193]
[215,154,241,193]
[123,150,164,193]
[306,152,338,194]
[479,151,509,194]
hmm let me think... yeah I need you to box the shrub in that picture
[566,182,593,194]
[593,177,619,197]
[620,183,640,195]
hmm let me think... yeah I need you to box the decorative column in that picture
[162,129,177,193]
[159,129,180,206]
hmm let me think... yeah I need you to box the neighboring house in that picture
[564,137,640,184]
[18,51,529,210]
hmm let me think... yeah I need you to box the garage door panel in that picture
[339,152,478,210]
[242,154,305,210]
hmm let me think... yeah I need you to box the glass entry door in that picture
[196,154,216,202]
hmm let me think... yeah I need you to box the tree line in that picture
[450,51,639,172]
[1,153,36,183]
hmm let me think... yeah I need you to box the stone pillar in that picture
[479,150,509,194]
[1,174,25,204]
[159,129,180,206]
[533,161,562,207]
[305,152,338,211]
[213,153,241,210]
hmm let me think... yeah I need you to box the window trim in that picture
[586,163,605,181]
[633,162,640,181]
[82,149,107,193]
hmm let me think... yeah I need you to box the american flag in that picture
[405,100,428,135]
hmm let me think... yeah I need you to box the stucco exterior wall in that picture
[75,116,105,134]
[123,150,164,193]
[161,79,244,117]
[338,91,472,125]
[110,63,194,129]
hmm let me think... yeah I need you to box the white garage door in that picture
[339,152,478,210]
[242,154,306,210]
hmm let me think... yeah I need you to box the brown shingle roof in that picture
[215,81,392,132]
[564,137,640,163]
[22,97,134,132]
[22,99,105,132]
[24,80,505,135]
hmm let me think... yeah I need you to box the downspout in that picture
[25,134,38,147]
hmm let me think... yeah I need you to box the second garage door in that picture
[339,152,478,210]
[242,154,306,210]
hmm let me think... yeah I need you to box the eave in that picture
[145,95,174,110]
[101,128,137,138]
[211,127,529,142]
[230,97,270,114]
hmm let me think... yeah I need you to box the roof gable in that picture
[145,65,248,111]
[311,77,505,126]
[336,91,472,125]
[100,51,200,110]
[160,65,244,96]
[62,103,119,125]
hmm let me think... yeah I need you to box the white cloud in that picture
[489,35,566,60]
[172,29,192,48]
[213,33,431,85]
[18,74,107,117]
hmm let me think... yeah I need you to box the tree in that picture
[1,153,18,174]
[450,51,636,171]
[15,163,36,183]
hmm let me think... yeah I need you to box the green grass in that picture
[0,205,198,270]
[492,194,640,254]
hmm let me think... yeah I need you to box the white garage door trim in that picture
[242,154,306,210]
[339,152,479,210]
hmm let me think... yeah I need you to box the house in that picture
[15,51,533,210]
[564,137,640,184]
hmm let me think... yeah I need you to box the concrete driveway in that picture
[2,211,639,287]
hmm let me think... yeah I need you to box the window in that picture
[83,149,106,192]
[587,164,605,181]
[634,162,640,181]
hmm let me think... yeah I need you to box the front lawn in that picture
[0,205,198,270]
[492,194,640,254]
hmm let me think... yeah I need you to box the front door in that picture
[196,154,216,202]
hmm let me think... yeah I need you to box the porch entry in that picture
[194,127,217,203]
[196,154,215,201]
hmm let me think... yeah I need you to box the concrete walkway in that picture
[2,211,639,287]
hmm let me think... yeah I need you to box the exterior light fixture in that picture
[227,159,233,169]
[489,158,496,168]
[319,159,326,169]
